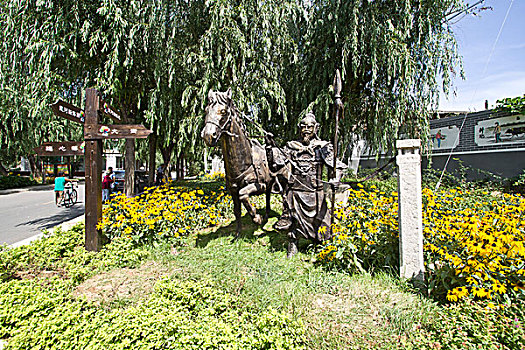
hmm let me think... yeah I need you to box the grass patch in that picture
[2,205,523,348]
[148,219,441,350]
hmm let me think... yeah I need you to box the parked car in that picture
[112,170,149,194]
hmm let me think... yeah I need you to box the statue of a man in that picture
[266,113,347,257]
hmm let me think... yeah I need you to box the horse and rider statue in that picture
[201,86,347,258]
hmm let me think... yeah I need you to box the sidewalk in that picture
[9,215,85,248]
[0,180,85,196]
[0,183,55,195]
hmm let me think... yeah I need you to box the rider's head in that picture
[108,167,113,173]
[58,171,64,177]
[299,113,319,145]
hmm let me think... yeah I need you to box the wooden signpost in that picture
[34,141,85,157]
[50,100,86,124]
[50,88,152,251]
[34,141,85,182]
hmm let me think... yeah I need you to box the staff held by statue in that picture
[330,69,343,233]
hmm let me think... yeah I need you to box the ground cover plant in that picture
[1,179,524,348]
[0,224,306,350]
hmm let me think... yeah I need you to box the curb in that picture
[0,184,55,195]
[9,215,85,248]
[0,180,85,196]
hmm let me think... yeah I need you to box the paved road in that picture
[0,184,85,245]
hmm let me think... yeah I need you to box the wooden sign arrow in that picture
[84,124,153,139]
[50,100,85,124]
[34,141,85,156]
[100,99,122,123]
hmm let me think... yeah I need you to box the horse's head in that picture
[201,88,234,147]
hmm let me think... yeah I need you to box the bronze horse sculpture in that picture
[201,89,274,236]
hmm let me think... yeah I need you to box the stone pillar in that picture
[396,139,424,280]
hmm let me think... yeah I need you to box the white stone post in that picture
[396,139,424,281]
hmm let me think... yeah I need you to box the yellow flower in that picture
[492,283,506,294]
[446,291,458,302]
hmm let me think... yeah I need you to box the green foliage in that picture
[295,0,465,152]
[0,223,148,284]
[0,0,469,169]
[0,175,37,190]
[411,299,525,349]
[0,224,306,350]
[496,94,525,115]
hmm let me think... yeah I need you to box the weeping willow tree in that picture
[0,0,88,173]
[0,1,177,190]
[1,0,471,176]
[165,0,302,157]
[178,0,469,155]
[293,0,466,154]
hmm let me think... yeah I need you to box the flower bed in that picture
[318,185,525,302]
[98,181,232,244]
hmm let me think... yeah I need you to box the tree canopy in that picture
[496,94,525,115]
[0,0,471,171]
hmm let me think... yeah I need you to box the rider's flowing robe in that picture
[269,138,347,242]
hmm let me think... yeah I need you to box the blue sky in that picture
[438,0,525,112]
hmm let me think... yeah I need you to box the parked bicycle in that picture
[58,182,78,208]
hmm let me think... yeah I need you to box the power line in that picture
[435,0,515,191]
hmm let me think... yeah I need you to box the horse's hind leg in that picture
[264,180,273,223]
[239,183,264,225]
[232,192,242,241]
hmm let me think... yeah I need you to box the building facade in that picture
[359,110,525,180]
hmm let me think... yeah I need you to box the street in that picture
[0,184,85,245]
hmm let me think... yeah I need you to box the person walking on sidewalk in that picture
[54,172,76,206]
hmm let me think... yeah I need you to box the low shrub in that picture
[1,278,305,350]
[0,175,37,190]
[0,223,148,284]
[0,224,306,349]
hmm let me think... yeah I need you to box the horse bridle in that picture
[205,104,238,143]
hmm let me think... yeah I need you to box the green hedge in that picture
[0,175,37,190]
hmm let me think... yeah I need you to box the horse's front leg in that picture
[264,179,274,223]
[232,191,242,241]
[239,183,264,225]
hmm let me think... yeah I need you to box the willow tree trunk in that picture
[147,126,157,187]
[28,155,41,178]
[0,162,8,176]
[176,152,185,180]
[124,139,135,196]
[159,142,174,182]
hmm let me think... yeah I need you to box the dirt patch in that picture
[73,261,173,303]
